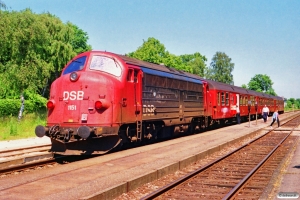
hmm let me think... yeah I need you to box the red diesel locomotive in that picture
[35,51,284,155]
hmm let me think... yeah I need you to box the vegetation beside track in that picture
[0,111,46,141]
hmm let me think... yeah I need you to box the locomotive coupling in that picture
[35,125,48,137]
[77,126,92,139]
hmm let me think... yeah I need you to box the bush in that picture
[0,99,20,116]
[0,93,47,117]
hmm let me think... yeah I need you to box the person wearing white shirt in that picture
[262,105,269,122]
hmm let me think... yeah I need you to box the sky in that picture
[5,0,300,99]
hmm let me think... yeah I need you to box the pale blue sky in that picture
[5,0,300,99]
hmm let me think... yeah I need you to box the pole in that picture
[249,113,250,127]
[18,95,25,122]
[256,112,257,125]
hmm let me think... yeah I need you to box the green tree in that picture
[70,24,92,55]
[286,98,296,109]
[247,74,276,96]
[206,52,234,84]
[296,98,300,109]
[0,9,91,99]
[0,0,6,10]
[180,53,207,77]
[241,84,247,89]
[127,37,168,64]
[127,37,207,76]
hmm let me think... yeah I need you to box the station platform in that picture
[0,111,299,199]
[272,129,300,199]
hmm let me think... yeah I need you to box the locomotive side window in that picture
[63,56,87,75]
[90,55,122,76]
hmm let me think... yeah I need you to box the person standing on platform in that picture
[236,104,241,124]
[270,109,280,127]
[262,105,269,123]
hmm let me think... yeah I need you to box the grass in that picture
[0,111,46,141]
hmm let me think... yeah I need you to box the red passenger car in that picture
[202,79,284,127]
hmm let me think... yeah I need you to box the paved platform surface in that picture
[0,112,299,200]
[273,129,300,199]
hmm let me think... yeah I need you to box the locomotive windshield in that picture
[89,55,121,77]
[63,56,87,75]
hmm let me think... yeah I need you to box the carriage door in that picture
[236,94,240,106]
[230,93,235,115]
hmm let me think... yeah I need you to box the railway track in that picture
[0,144,55,177]
[0,144,53,168]
[0,144,101,177]
[141,114,300,199]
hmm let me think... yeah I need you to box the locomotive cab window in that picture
[127,69,134,82]
[134,70,138,83]
[127,69,139,83]
[63,56,87,75]
[90,55,122,77]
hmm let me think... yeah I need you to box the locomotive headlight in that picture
[47,100,55,109]
[95,101,103,109]
[70,72,79,82]
[95,99,110,110]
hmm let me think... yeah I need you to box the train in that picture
[35,51,284,155]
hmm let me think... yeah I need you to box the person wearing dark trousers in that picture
[270,109,280,127]
[262,105,269,122]
[236,104,241,124]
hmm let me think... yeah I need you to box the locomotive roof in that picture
[114,53,282,101]
[117,54,202,81]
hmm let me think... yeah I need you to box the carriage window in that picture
[225,93,229,106]
[63,56,87,75]
[259,98,262,106]
[240,96,243,105]
[90,55,121,76]
[221,92,225,106]
[230,94,234,105]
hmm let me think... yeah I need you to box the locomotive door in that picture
[122,68,142,139]
[134,70,142,140]
[134,70,143,121]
